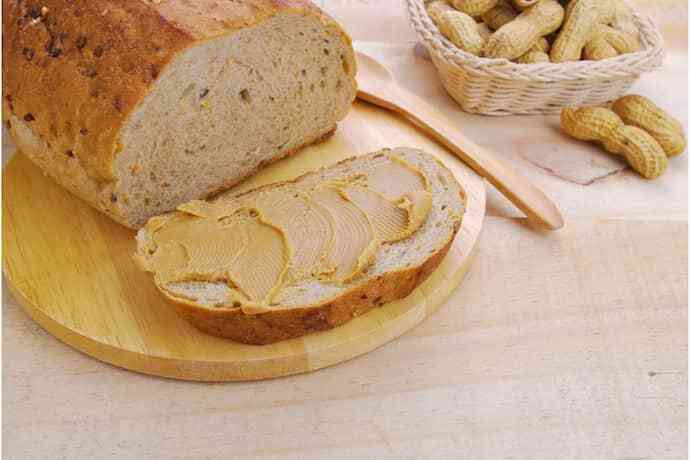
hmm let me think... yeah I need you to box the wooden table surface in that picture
[3,2,687,458]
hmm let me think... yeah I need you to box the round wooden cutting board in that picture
[2,102,485,381]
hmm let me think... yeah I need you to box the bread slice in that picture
[135,148,465,344]
[3,0,356,228]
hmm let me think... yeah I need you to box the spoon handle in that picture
[358,87,564,231]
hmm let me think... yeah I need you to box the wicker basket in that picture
[406,0,666,116]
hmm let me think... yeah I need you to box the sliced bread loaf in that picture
[3,0,356,228]
[135,148,466,344]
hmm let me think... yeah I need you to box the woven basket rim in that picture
[407,0,666,82]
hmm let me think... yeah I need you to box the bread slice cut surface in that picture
[135,148,466,344]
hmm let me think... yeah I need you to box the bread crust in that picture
[3,0,195,181]
[3,0,355,224]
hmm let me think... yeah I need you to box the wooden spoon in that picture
[355,51,564,231]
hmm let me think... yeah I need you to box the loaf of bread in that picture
[3,0,357,228]
[135,148,465,344]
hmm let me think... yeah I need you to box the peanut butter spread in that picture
[364,155,429,200]
[140,154,432,307]
[311,185,378,283]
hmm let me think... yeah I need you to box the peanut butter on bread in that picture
[341,186,432,242]
[135,148,466,344]
[138,152,432,306]
[140,208,289,304]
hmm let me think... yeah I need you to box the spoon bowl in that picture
[355,51,396,93]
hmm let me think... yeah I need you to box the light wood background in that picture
[2,1,687,458]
